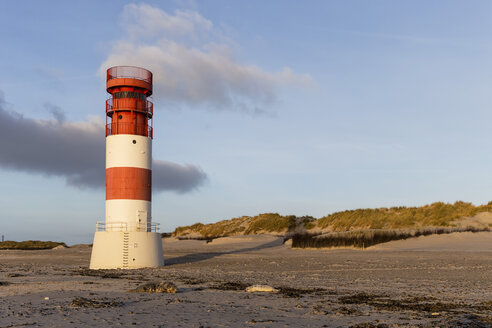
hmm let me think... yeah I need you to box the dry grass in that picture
[172,201,492,239]
[317,201,492,231]
[290,227,489,249]
[0,240,66,250]
[244,214,297,235]
[173,213,305,238]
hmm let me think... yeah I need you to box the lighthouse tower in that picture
[90,66,164,269]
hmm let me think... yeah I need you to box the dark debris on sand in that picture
[449,314,492,328]
[179,276,206,285]
[276,286,325,298]
[209,281,249,291]
[348,323,389,328]
[339,292,461,312]
[208,281,326,298]
[70,297,123,309]
[129,281,178,293]
[72,268,126,279]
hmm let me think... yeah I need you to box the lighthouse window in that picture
[113,91,146,100]
[132,140,136,144]
[118,115,123,119]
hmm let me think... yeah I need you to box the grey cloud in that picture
[44,102,66,122]
[0,95,207,192]
[100,4,313,113]
[153,160,207,194]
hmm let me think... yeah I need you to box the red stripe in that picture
[106,167,151,201]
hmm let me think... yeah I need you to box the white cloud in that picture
[100,4,312,113]
[122,4,212,40]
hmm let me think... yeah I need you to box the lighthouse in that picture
[90,66,164,269]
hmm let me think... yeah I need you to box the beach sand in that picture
[1,233,491,327]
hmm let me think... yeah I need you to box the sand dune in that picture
[369,231,492,251]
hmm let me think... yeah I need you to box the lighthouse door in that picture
[136,210,147,231]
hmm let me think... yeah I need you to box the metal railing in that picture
[106,123,153,138]
[96,221,161,232]
[107,66,152,84]
[106,98,153,117]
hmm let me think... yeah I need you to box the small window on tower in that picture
[118,115,123,119]
[133,140,136,144]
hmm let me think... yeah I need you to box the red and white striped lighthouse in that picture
[90,66,164,269]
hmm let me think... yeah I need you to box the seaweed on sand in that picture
[209,281,249,291]
[70,297,123,308]
[129,281,178,293]
[338,292,461,312]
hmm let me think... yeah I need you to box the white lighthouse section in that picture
[90,232,163,269]
[105,135,151,231]
[106,135,151,169]
[90,133,163,269]
[105,200,151,231]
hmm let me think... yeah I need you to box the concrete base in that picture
[89,231,164,269]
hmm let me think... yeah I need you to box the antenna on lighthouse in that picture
[89,66,164,269]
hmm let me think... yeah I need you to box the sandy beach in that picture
[1,233,491,327]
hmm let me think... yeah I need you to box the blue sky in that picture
[2,1,492,244]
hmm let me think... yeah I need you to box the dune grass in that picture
[244,214,297,235]
[173,217,248,238]
[317,201,492,231]
[173,213,301,238]
[290,227,489,249]
[0,240,67,250]
[172,201,492,239]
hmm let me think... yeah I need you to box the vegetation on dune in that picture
[317,201,492,231]
[173,213,309,238]
[0,240,67,250]
[290,227,490,249]
[173,217,248,238]
[244,213,297,235]
[171,201,492,240]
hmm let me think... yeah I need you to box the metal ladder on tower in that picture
[122,232,129,269]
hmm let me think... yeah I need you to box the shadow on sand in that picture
[164,238,283,266]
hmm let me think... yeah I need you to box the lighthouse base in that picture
[89,231,164,269]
